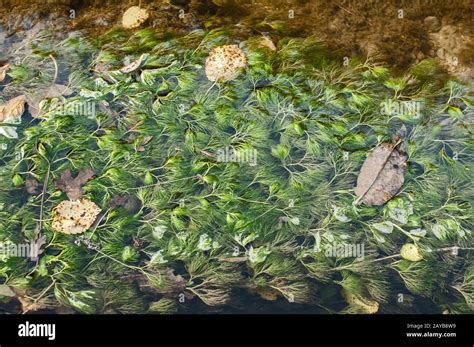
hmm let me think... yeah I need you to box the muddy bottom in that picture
[0,0,472,79]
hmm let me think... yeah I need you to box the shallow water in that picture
[0,1,473,315]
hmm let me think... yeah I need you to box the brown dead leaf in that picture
[54,168,95,200]
[109,193,142,213]
[0,284,16,297]
[134,267,188,297]
[354,142,407,206]
[0,95,27,122]
[25,178,41,195]
[52,199,101,234]
[17,295,47,313]
[26,84,73,118]
[10,288,48,313]
[250,286,280,301]
[0,64,10,82]
[218,256,248,263]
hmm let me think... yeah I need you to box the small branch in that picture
[49,54,58,86]
[27,159,50,276]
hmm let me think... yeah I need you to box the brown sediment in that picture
[0,0,472,78]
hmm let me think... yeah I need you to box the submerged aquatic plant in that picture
[0,27,472,314]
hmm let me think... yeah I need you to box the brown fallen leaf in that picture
[25,178,41,195]
[52,199,101,234]
[354,142,407,206]
[0,284,16,297]
[0,95,27,122]
[26,84,73,118]
[9,287,49,313]
[249,286,280,301]
[16,295,48,313]
[54,168,95,200]
[0,64,10,82]
[109,193,142,213]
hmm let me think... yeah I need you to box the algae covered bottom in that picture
[0,25,473,314]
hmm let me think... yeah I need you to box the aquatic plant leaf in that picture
[54,168,95,201]
[0,126,18,139]
[248,246,271,264]
[354,143,407,206]
[342,289,379,314]
[0,95,27,123]
[386,198,413,224]
[372,221,394,234]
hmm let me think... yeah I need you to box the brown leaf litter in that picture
[0,95,27,122]
[53,168,95,201]
[354,142,407,206]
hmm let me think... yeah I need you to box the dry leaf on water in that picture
[400,243,423,262]
[354,142,407,206]
[54,168,95,200]
[0,64,10,82]
[52,199,101,234]
[218,256,248,263]
[0,95,27,123]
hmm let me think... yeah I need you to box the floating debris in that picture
[205,45,247,82]
[0,95,27,123]
[52,199,101,235]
